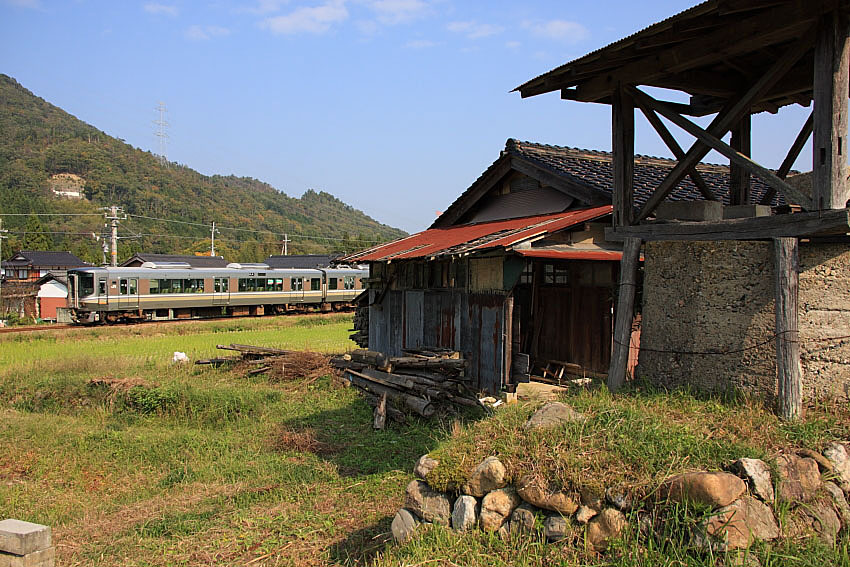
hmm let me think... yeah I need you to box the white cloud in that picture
[261,0,348,34]
[522,19,588,43]
[369,0,428,25]
[505,40,520,49]
[404,38,438,49]
[354,19,379,36]
[144,3,179,16]
[446,20,502,40]
[185,25,231,40]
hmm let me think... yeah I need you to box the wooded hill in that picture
[0,74,407,264]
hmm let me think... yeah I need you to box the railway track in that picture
[0,324,74,334]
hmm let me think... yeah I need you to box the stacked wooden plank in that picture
[332,348,482,428]
[197,344,332,383]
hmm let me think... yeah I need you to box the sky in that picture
[1,0,816,234]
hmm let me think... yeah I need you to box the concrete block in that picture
[656,200,723,221]
[723,204,772,219]
[0,521,51,556]
[0,546,54,567]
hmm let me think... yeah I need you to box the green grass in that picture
[1,318,847,566]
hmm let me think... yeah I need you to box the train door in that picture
[118,278,139,309]
[213,277,230,305]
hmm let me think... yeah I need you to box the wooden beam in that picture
[604,208,850,241]
[759,111,813,205]
[812,9,850,210]
[634,98,718,201]
[730,113,752,205]
[774,237,802,420]
[632,28,816,219]
[607,237,641,391]
[612,86,635,227]
[631,87,814,209]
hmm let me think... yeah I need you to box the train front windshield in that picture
[78,272,95,297]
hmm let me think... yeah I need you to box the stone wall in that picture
[638,240,850,401]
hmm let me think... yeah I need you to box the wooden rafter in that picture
[629,29,816,219]
[633,96,717,201]
[630,87,814,209]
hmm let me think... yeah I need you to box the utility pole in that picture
[211,222,215,257]
[103,206,125,267]
[281,233,291,255]
[0,218,7,319]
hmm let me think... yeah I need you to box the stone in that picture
[575,506,597,524]
[480,488,521,532]
[515,382,568,402]
[723,204,772,219]
[451,495,479,532]
[586,508,626,552]
[0,546,55,567]
[732,458,775,503]
[657,471,746,508]
[656,200,722,222]
[580,488,604,511]
[414,455,439,480]
[516,475,579,515]
[823,481,850,528]
[543,514,569,543]
[524,402,585,430]
[391,509,419,544]
[509,503,538,534]
[700,496,779,551]
[776,454,821,503]
[461,457,507,497]
[823,442,850,494]
[604,488,632,512]
[404,480,451,525]
[798,449,834,474]
[0,520,52,556]
[785,501,841,545]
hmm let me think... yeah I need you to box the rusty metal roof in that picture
[514,249,624,261]
[342,206,613,263]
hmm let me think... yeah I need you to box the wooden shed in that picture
[343,139,779,394]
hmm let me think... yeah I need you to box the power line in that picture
[0,213,102,217]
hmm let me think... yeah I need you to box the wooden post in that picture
[730,113,751,205]
[612,86,634,227]
[774,237,802,421]
[813,10,850,210]
[608,237,641,391]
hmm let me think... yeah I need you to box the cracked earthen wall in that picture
[638,241,850,401]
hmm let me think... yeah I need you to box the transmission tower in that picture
[154,102,169,167]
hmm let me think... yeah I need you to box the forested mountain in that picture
[0,74,406,264]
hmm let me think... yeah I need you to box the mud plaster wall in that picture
[638,241,850,401]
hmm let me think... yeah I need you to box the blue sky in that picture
[2,0,815,233]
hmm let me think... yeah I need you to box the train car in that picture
[66,262,367,324]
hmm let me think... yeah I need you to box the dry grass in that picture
[269,424,340,456]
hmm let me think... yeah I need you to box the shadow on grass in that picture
[325,516,394,566]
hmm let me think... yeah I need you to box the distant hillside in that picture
[0,74,406,263]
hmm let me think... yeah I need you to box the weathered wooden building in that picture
[344,139,779,394]
[515,0,850,416]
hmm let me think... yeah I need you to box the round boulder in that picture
[462,456,507,497]
[404,479,452,525]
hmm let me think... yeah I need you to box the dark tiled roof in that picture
[505,139,779,208]
[121,254,229,268]
[2,250,88,268]
[263,255,335,269]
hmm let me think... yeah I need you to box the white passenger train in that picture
[67,262,367,324]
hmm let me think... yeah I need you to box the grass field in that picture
[1,315,848,566]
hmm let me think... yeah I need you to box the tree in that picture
[22,215,52,250]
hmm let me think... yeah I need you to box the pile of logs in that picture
[332,347,484,428]
[197,343,332,383]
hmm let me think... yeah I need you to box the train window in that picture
[291,277,303,291]
[274,278,283,291]
[311,278,321,291]
[328,278,337,290]
[170,279,183,293]
[344,276,355,290]
[255,278,267,292]
[98,279,107,296]
[149,280,160,294]
[129,279,137,295]
[119,280,128,295]
[215,278,229,293]
[80,273,95,296]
